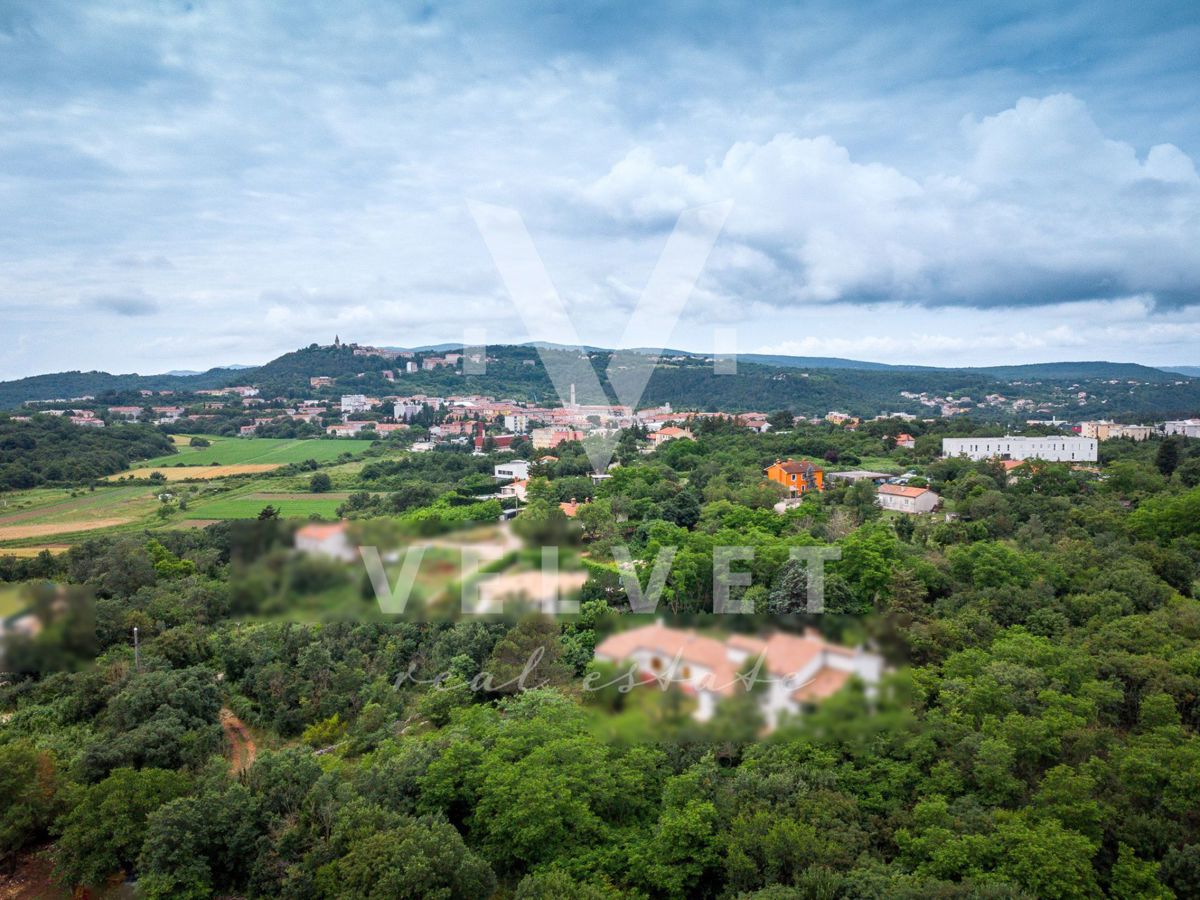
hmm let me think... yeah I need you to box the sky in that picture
[1,0,1199,379]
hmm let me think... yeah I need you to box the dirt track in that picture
[220,708,257,774]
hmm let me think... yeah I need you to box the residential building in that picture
[504,413,530,433]
[327,422,369,436]
[310,376,334,388]
[499,479,528,503]
[1162,419,1200,438]
[294,522,356,562]
[648,426,693,446]
[941,436,1097,462]
[107,406,143,420]
[593,624,883,729]
[494,460,531,481]
[894,433,915,448]
[341,394,372,414]
[877,484,939,514]
[531,427,584,449]
[764,459,824,495]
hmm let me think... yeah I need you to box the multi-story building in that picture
[341,394,372,414]
[941,436,1097,462]
[764,459,824,495]
[531,427,584,449]
[494,460,531,481]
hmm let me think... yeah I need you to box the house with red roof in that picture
[876,483,939,514]
[594,623,882,729]
[294,521,355,562]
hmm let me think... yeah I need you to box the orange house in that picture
[764,459,824,495]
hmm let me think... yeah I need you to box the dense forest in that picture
[0,418,175,490]
[2,419,1200,897]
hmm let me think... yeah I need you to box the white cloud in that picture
[583,94,1200,312]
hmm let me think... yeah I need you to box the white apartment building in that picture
[494,460,531,481]
[341,394,372,414]
[504,413,530,433]
[941,436,1097,462]
[1163,419,1200,438]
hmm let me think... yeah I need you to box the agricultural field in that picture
[181,494,345,520]
[107,463,283,481]
[132,435,361,468]
[0,485,161,545]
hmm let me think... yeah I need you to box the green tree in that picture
[53,768,191,888]
[1156,439,1182,477]
[0,742,63,869]
[310,472,333,493]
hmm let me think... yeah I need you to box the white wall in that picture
[941,436,1097,462]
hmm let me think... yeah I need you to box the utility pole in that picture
[133,626,140,673]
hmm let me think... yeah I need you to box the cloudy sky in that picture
[2,0,1198,379]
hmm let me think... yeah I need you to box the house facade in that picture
[877,484,939,514]
[764,459,824,495]
[941,436,1097,462]
[594,624,883,730]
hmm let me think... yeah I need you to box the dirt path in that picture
[220,708,257,774]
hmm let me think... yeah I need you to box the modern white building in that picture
[494,460,530,481]
[877,484,939,514]
[941,436,1097,462]
[594,624,883,730]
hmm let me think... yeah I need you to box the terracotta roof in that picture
[771,459,818,475]
[791,667,852,702]
[595,624,859,698]
[295,522,348,539]
[878,484,931,498]
[594,624,741,695]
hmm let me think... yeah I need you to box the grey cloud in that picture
[87,292,161,316]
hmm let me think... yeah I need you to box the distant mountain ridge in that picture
[0,341,1195,411]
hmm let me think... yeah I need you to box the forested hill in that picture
[2,343,1198,420]
[0,368,237,409]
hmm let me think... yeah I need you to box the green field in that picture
[133,435,359,468]
[182,494,345,520]
[0,583,27,618]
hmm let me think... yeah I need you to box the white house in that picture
[877,484,939,514]
[941,436,1097,462]
[494,460,531,481]
[594,624,883,730]
[294,522,356,562]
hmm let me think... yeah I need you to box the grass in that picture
[133,435,360,468]
[0,583,27,618]
[0,485,161,545]
[182,495,345,520]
